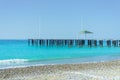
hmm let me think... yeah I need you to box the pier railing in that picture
[28,39,120,47]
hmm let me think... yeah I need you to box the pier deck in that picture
[28,39,120,47]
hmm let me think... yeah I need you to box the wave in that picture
[0,59,29,65]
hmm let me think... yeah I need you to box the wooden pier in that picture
[28,39,120,47]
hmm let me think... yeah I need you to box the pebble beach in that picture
[0,60,120,80]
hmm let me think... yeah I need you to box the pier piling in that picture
[99,40,103,47]
[28,39,120,48]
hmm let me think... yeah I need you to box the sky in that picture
[0,0,120,39]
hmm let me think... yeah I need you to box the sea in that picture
[0,40,120,69]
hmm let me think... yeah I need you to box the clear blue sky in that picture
[0,0,120,39]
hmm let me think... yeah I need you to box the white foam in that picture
[0,59,28,65]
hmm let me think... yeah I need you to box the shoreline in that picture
[1,55,120,70]
[0,60,120,80]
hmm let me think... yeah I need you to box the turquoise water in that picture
[0,40,120,69]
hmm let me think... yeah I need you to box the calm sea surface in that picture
[0,40,120,69]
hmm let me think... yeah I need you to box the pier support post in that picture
[107,40,111,47]
[28,39,30,46]
[94,40,97,47]
[99,40,103,47]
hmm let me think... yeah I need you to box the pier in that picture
[28,39,120,47]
